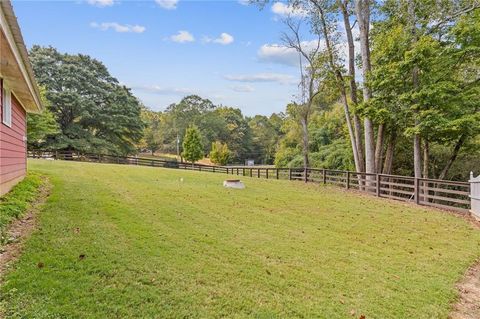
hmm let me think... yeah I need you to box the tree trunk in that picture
[340,92,362,173]
[339,0,365,173]
[354,0,375,176]
[364,119,375,175]
[413,132,422,178]
[313,0,363,174]
[382,129,396,175]
[422,139,430,202]
[375,123,385,173]
[353,115,364,171]
[437,133,466,180]
[407,0,422,179]
[300,115,309,168]
[423,139,429,178]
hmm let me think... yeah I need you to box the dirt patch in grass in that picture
[455,262,480,319]
[450,218,480,319]
[0,177,51,279]
[450,261,480,319]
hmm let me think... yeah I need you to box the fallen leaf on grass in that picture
[37,262,44,268]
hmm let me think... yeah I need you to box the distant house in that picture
[0,1,43,196]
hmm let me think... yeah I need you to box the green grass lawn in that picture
[2,160,480,318]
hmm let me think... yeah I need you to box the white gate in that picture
[470,172,480,220]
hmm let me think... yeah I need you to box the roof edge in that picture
[0,0,43,112]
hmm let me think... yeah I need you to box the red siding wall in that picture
[0,80,27,195]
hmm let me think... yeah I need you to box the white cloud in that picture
[170,30,195,43]
[203,33,234,45]
[257,40,321,67]
[133,85,195,95]
[87,0,115,7]
[214,33,234,45]
[258,44,298,66]
[90,22,146,33]
[271,2,307,17]
[238,0,250,5]
[224,73,296,85]
[231,84,255,92]
[155,0,178,10]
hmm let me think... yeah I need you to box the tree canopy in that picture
[29,46,144,155]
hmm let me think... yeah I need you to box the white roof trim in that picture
[0,1,42,112]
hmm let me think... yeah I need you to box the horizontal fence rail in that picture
[28,151,472,214]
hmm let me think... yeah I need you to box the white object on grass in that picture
[223,179,245,189]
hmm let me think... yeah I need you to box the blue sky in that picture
[13,0,316,116]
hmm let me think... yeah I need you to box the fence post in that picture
[257,168,260,178]
[414,178,420,204]
[304,168,308,183]
[250,169,252,177]
[213,166,216,173]
[376,174,381,197]
[346,171,350,189]
[266,169,269,179]
[289,168,292,180]
[276,168,279,180]
[470,172,480,220]
[323,169,326,184]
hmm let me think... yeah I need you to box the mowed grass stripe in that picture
[1,159,479,318]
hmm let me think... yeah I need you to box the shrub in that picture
[209,141,230,165]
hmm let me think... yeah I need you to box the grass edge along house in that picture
[0,0,43,196]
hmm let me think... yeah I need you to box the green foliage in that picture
[27,88,59,149]
[288,141,355,170]
[182,126,204,163]
[0,174,44,244]
[209,141,230,165]
[213,107,253,162]
[367,1,480,178]
[29,46,144,155]
[274,103,355,171]
[149,96,254,162]
[248,114,282,164]
[140,108,164,154]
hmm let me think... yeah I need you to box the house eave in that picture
[0,1,43,113]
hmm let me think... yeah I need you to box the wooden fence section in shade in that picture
[28,151,471,214]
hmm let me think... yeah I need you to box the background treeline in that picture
[27,0,479,180]
[139,95,283,164]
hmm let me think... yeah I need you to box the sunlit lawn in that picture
[1,159,479,318]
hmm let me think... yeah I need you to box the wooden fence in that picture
[28,151,472,214]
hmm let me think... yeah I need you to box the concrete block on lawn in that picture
[223,179,245,189]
